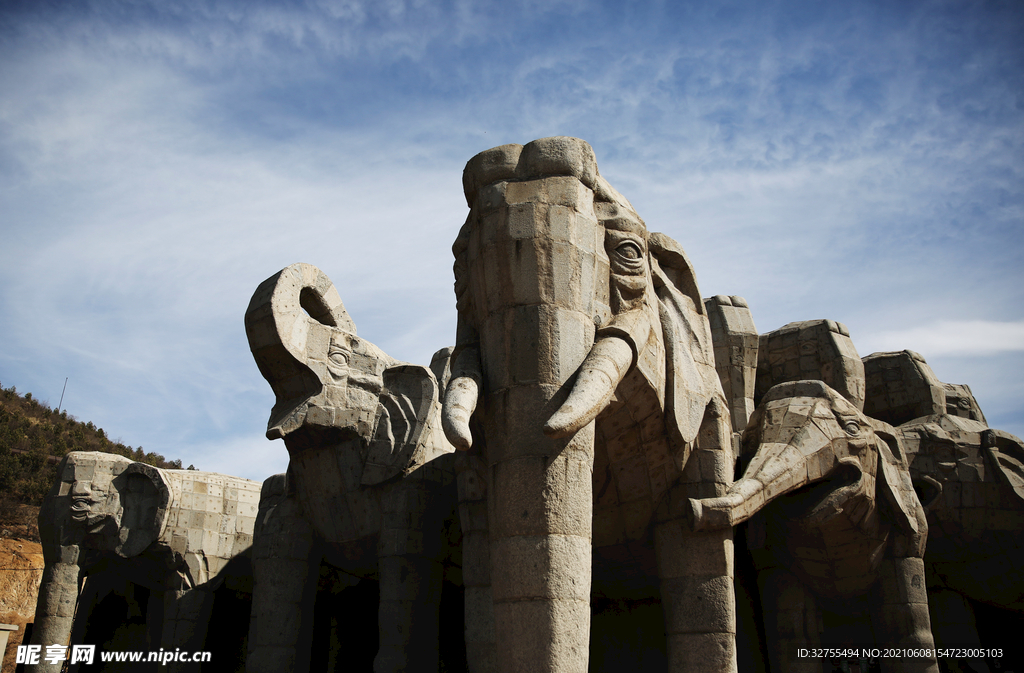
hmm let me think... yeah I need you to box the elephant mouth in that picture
[266,398,312,440]
[273,415,365,452]
[776,459,864,522]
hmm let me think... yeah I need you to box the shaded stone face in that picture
[68,471,121,536]
[56,453,132,548]
[941,382,985,422]
[861,350,987,427]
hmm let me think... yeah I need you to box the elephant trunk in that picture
[481,224,599,672]
[29,548,81,673]
[244,263,357,440]
[485,354,595,673]
[452,137,608,673]
[689,443,810,531]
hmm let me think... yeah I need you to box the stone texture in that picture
[704,295,758,450]
[863,350,987,427]
[40,136,1017,673]
[755,319,865,411]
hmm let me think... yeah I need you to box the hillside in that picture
[0,533,43,673]
[0,381,189,509]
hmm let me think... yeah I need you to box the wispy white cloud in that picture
[860,320,1024,358]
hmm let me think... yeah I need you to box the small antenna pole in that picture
[57,377,68,414]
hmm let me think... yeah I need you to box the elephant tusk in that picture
[544,336,634,439]
[443,376,479,451]
[442,344,483,451]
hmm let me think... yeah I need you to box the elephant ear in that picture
[115,462,172,557]
[983,429,1024,502]
[869,418,921,538]
[361,364,455,485]
[648,232,719,446]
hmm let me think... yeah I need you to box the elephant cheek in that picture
[609,271,647,314]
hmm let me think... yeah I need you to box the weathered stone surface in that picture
[863,350,987,427]
[704,295,758,447]
[755,319,865,411]
[45,136,1018,673]
[691,363,937,670]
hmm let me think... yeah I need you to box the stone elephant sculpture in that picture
[689,380,938,673]
[441,137,736,673]
[244,263,458,673]
[864,350,1024,662]
[29,450,261,673]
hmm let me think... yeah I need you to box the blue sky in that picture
[1,0,1021,481]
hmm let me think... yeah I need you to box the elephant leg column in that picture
[655,403,737,673]
[375,474,446,673]
[488,410,595,673]
[247,491,319,673]
[29,546,81,673]
[457,451,496,673]
[872,557,939,673]
[758,567,821,673]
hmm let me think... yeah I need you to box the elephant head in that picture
[863,349,987,427]
[443,138,720,460]
[440,137,732,673]
[31,451,172,672]
[40,451,171,560]
[245,262,452,492]
[689,380,926,590]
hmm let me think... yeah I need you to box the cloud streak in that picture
[861,320,1024,358]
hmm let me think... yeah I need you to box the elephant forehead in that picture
[597,201,646,235]
[60,452,132,487]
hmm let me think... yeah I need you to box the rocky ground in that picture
[1,505,43,673]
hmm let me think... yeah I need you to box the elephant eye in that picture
[843,421,860,435]
[616,241,643,261]
[329,350,348,367]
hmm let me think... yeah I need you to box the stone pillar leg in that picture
[247,495,318,673]
[656,400,737,673]
[873,557,939,673]
[457,452,496,673]
[757,568,820,673]
[375,479,443,673]
[28,546,81,673]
